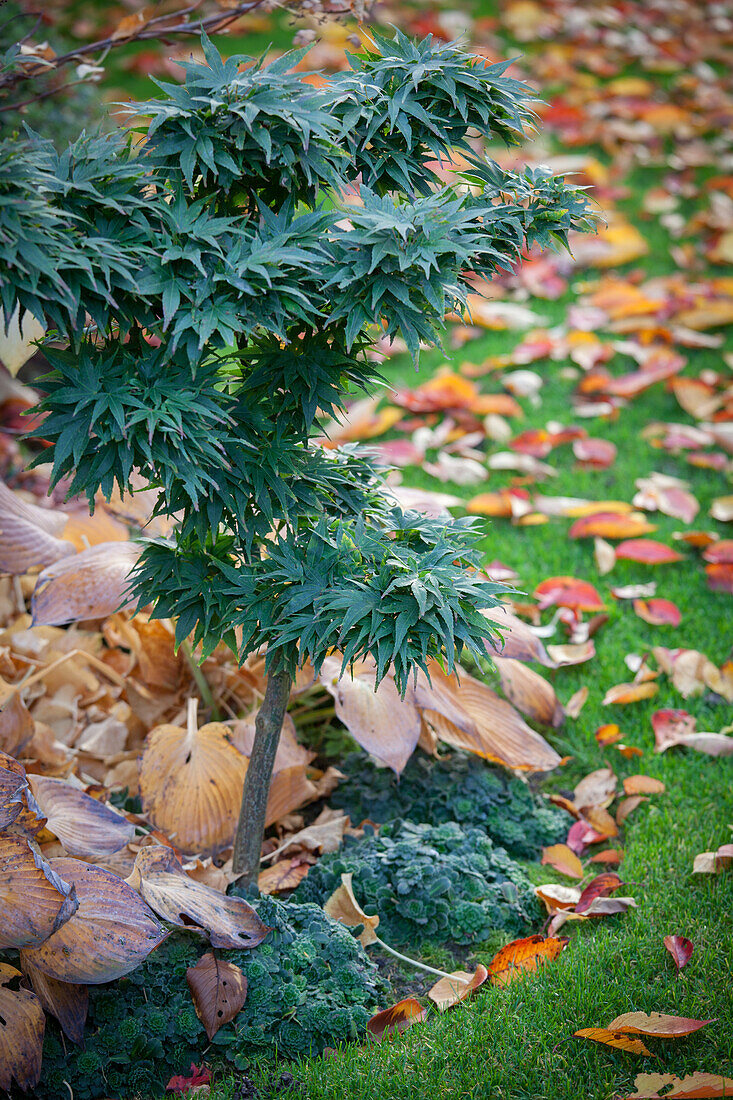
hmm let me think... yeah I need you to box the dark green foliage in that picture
[295,820,542,947]
[1,29,595,690]
[36,897,389,1100]
[331,750,568,858]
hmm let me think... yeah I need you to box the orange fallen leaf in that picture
[541,844,584,879]
[623,775,665,795]
[573,1028,654,1056]
[617,795,650,824]
[367,998,426,1041]
[622,1070,733,1098]
[486,934,568,986]
[428,965,488,1011]
[590,848,624,865]
[603,682,659,705]
[569,512,657,539]
[596,723,623,746]
[534,576,605,612]
[705,563,733,593]
[633,598,681,626]
[608,1012,712,1037]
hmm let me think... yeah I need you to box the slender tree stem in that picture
[373,936,455,981]
[232,668,292,884]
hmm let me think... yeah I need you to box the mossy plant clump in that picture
[295,820,542,948]
[36,897,389,1100]
[331,750,568,858]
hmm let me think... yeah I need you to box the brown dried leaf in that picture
[324,872,380,947]
[367,998,426,1041]
[541,844,584,879]
[0,480,73,575]
[257,857,311,895]
[692,843,733,874]
[127,845,270,949]
[21,857,164,983]
[186,952,247,1040]
[31,542,140,625]
[20,956,87,1043]
[428,965,488,1010]
[0,962,44,1091]
[481,604,557,666]
[617,795,650,825]
[494,658,565,727]
[0,832,77,948]
[0,694,35,756]
[28,775,134,858]
[609,1012,712,1037]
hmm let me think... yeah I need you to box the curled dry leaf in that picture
[20,956,88,1043]
[126,845,270,949]
[487,934,568,986]
[692,844,733,875]
[138,714,247,857]
[20,857,164,983]
[545,640,596,666]
[324,872,380,947]
[0,832,78,949]
[257,857,312,896]
[622,1071,733,1098]
[633,599,682,627]
[603,682,659,705]
[0,962,45,1092]
[31,542,140,625]
[0,695,35,757]
[263,809,348,864]
[623,775,665,795]
[663,935,694,974]
[320,657,421,774]
[608,1012,712,1037]
[367,998,427,1041]
[28,775,134,859]
[481,604,557,667]
[541,844,584,879]
[428,965,488,1011]
[0,750,29,829]
[565,686,589,719]
[494,658,565,727]
[186,951,248,1041]
[652,710,733,758]
[0,479,74,575]
[573,1028,654,1056]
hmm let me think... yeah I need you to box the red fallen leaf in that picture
[575,873,623,915]
[615,540,684,564]
[633,599,682,626]
[705,563,733,593]
[651,709,733,756]
[566,819,608,854]
[534,576,605,612]
[367,998,426,1041]
[609,1012,713,1037]
[601,348,686,398]
[664,934,693,974]
[166,1063,212,1094]
[569,512,657,539]
[702,540,733,564]
[573,437,618,468]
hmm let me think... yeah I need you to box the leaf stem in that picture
[372,936,455,981]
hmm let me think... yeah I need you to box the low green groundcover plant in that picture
[295,820,541,947]
[331,750,568,858]
[36,898,388,1100]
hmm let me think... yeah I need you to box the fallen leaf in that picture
[0,480,74,574]
[482,605,558,667]
[20,957,87,1043]
[573,438,617,468]
[534,576,605,612]
[0,695,35,757]
[692,844,733,874]
[595,537,617,575]
[622,1070,733,1098]
[0,962,44,1092]
[603,682,659,705]
[494,658,565,727]
[664,935,694,974]
[486,934,568,986]
[575,872,623,914]
[652,709,733,757]
[27,775,134,859]
[705,563,733,593]
[623,775,665,795]
[535,883,581,913]
[31,542,140,625]
[569,512,657,539]
[589,848,624,865]
[573,1028,654,1056]
[20,857,165,983]
[710,496,733,522]
[574,767,617,810]
[615,540,684,564]
[0,832,78,949]
[367,998,427,1041]
[166,1064,212,1095]
[608,1012,712,1037]
[596,724,623,746]
[633,599,682,627]
[617,796,650,824]
[257,857,312,895]
[545,640,596,666]
[565,687,589,719]
[186,952,248,1040]
[126,845,270,949]
[324,872,380,947]
[541,844,584,879]
[0,304,45,375]
[428,965,488,1011]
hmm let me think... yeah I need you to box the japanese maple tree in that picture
[0,30,593,883]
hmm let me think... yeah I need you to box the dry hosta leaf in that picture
[0,304,45,375]
[0,694,35,757]
[0,479,74,574]
[21,857,164,983]
[623,1071,733,1098]
[416,660,561,772]
[617,796,650,824]
[608,1012,712,1037]
[0,962,44,1092]
[127,845,270,949]
[186,952,248,1040]
[257,857,311,895]
[31,542,140,625]
[0,833,77,949]
[265,765,319,827]
[692,843,733,874]
[481,604,557,666]
[573,1028,653,1056]
[623,775,665,795]
[0,750,29,829]
[139,712,247,856]
[324,872,380,947]
[28,775,134,859]
[367,998,426,1041]
[494,658,564,727]
[320,657,421,774]
[603,682,659,705]
[20,956,88,1043]
[487,934,568,986]
[541,844,584,879]
[428,965,488,1010]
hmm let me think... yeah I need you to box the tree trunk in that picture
[232,668,292,885]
